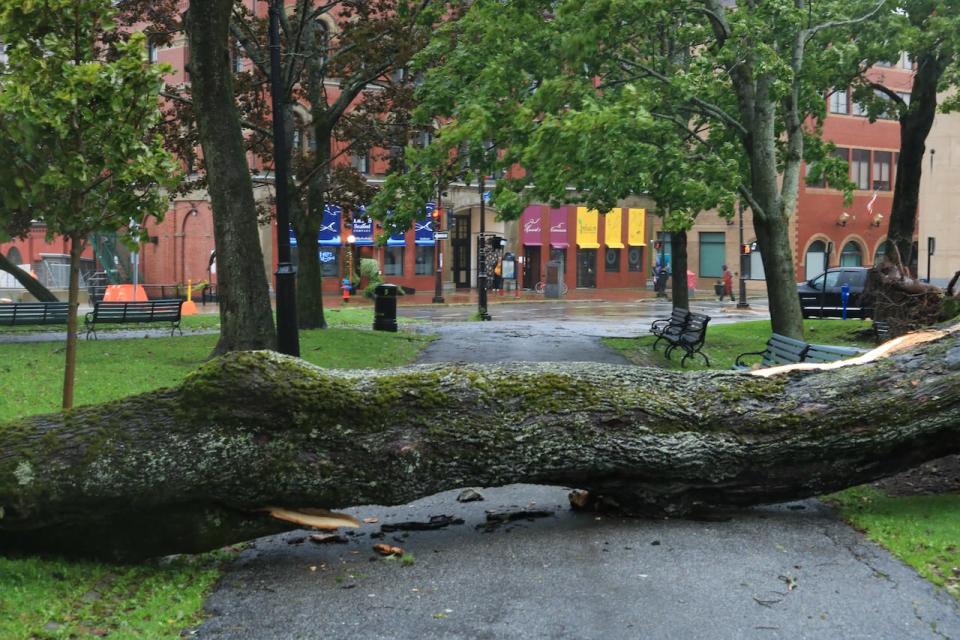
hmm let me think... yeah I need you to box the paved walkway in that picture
[193,317,960,640]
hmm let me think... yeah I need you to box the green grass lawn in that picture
[825,487,960,601]
[604,317,875,370]
[607,317,960,602]
[0,311,431,638]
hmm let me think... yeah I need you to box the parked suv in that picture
[797,267,872,319]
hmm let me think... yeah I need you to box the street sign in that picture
[433,231,449,240]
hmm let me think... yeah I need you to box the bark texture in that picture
[0,253,58,302]
[2,326,959,560]
[185,0,276,355]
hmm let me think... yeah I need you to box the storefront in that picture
[520,205,647,291]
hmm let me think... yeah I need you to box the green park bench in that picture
[0,301,70,327]
[84,299,184,339]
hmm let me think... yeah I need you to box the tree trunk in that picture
[747,102,804,339]
[2,326,959,560]
[670,229,689,310]
[888,52,945,274]
[293,212,327,329]
[185,0,276,356]
[60,232,83,410]
[0,253,58,302]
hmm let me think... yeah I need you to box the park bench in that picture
[803,343,864,363]
[84,299,184,339]
[873,320,890,343]
[663,312,711,367]
[650,308,692,350]
[735,333,864,369]
[735,333,809,369]
[0,301,70,327]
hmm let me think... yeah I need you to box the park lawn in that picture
[0,321,430,423]
[0,320,431,639]
[825,487,960,602]
[607,318,960,602]
[604,317,875,370]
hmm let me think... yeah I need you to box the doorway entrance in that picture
[523,246,541,289]
[452,215,471,288]
[576,248,597,288]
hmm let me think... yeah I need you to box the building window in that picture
[900,52,915,70]
[874,89,897,119]
[699,232,725,278]
[384,247,404,276]
[805,240,827,280]
[576,249,597,288]
[896,91,911,106]
[604,248,620,272]
[628,247,643,272]
[748,247,766,281]
[873,151,892,191]
[351,152,369,175]
[313,20,329,65]
[805,161,825,188]
[231,45,244,74]
[147,39,159,65]
[874,240,891,265]
[840,241,863,267]
[851,97,867,117]
[830,147,850,188]
[320,248,339,278]
[6,247,23,265]
[829,89,849,114]
[852,149,871,189]
[655,231,671,268]
[415,246,434,275]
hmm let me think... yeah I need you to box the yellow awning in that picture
[628,208,646,246]
[576,207,599,250]
[605,208,624,248]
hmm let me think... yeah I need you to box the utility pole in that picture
[269,0,300,356]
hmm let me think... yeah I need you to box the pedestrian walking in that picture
[720,264,735,302]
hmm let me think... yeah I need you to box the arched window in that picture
[805,240,827,280]
[6,247,23,265]
[840,241,863,267]
[313,20,329,65]
[873,239,890,265]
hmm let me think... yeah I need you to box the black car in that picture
[797,267,872,319]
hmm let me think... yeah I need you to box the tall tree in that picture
[378,0,887,338]
[184,0,278,354]
[0,0,177,409]
[371,1,740,311]
[161,1,443,329]
[839,1,960,272]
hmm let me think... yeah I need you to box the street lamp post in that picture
[737,202,750,309]
[432,186,445,303]
[268,0,299,356]
[477,176,491,320]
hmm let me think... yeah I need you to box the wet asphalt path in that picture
[193,311,960,640]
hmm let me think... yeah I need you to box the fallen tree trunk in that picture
[2,326,959,560]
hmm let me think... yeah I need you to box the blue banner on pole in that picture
[415,202,435,246]
[319,205,341,246]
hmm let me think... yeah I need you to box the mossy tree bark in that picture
[2,327,959,560]
[185,0,276,356]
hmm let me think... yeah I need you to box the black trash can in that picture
[373,283,399,332]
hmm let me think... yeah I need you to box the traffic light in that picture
[431,207,440,221]
[741,243,751,255]
[654,241,663,250]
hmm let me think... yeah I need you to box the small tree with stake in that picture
[0,0,178,409]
